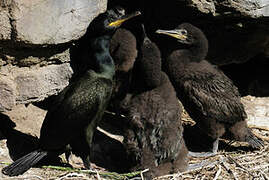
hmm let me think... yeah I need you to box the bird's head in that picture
[155,23,208,61]
[90,7,141,36]
[155,23,206,45]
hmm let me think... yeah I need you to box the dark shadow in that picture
[0,41,70,66]
[0,113,130,172]
[218,140,259,153]
[183,124,260,153]
[91,130,130,173]
[183,124,216,153]
[99,112,128,136]
[0,113,39,161]
[0,114,16,140]
[220,54,269,97]
[32,93,61,111]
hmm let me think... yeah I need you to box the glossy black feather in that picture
[1,8,127,176]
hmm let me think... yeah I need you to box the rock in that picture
[205,22,269,65]
[0,8,11,40]
[0,0,108,111]
[221,0,269,18]
[242,96,269,129]
[0,63,73,112]
[0,46,73,112]
[220,54,269,97]
[188,0,216,15]
[3,104,46,137]
[0,79,16,112]
[0,0,107,45]
[188,0,269,18]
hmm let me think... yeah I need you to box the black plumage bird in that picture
[123,25,188,179]
[156,23,264,157]
[2,9,140,176]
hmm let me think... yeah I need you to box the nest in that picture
[155,128,269,180]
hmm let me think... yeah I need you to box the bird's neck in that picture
[140,39,162,89]
[91,35,115,79]
[188,36,208,62]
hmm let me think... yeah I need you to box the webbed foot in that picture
[188,138,219,158]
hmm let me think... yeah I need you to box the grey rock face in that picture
[224,0,269,17]
[0,63,73,112]
[242,96,269,129]
[0,0,107,112]
[0,0,107,45]
[0,9,11,40]
[188,0,216,15]
[0,80,16,112]
[188,0,269,17]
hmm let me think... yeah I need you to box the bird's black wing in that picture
[39,71,109,150]
[181,62,247,124]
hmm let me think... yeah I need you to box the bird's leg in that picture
[83,120,97,170]
[212,138,219,153]
[188,138,219,158]
[64,144,72,163]
[83,155,92,170]
[187,159,211,171]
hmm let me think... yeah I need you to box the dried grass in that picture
[155,128,269,180]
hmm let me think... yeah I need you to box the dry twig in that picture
[140,169,149,180]
[213,164,222,180]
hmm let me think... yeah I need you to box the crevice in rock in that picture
[7,0,17,42]
[220,54,269,97]
[0,42,71,67]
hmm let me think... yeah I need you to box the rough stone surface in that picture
[0,63,73,112]
[0,79,15,112]
[0,0,107,45]
[0,9,11,40]
[242,96,269,129]
[188,0,216,15]
[189,0,269,17]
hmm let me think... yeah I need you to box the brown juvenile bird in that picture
[156,23,264,157]
[123,24,188,179]
[108,26,138,114]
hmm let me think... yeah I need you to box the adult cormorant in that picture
[156,23,263,157]
[2,9,141,176]
[123,25,188,179]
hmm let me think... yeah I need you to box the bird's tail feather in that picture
[2,149,47,176]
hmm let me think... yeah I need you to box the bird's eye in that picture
[115,6,125,16]
[181,30,187,35]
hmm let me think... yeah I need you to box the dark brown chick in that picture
[123,24,188,179]
[156,23,264,157]
[108,27,138,114]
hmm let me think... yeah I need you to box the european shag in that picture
[156,23,264,157]
[123,24,188,179]
[2,9,141,176]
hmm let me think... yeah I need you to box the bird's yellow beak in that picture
[108,11,141,27]
[156,29,188,41]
